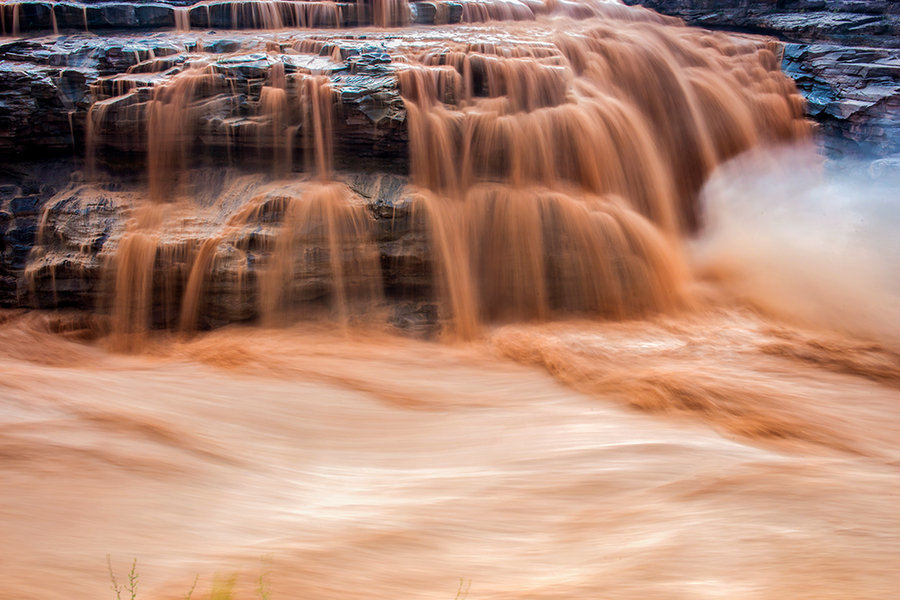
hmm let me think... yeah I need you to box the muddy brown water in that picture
[3,1,899,598]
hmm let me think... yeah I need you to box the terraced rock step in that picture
[0,0,556,33]
[623,0,900,47]
[1,2,809,333]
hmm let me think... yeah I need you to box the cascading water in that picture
[37,0,808,346]
[98,69,383,346]
[3,1,900,599]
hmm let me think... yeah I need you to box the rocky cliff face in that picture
[624,0,900,161]
[0,32,407,162]
[1,0,473,34]
[622,0,899,46]
[0,21,420,323]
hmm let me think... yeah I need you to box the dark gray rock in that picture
[0,60,76,155]
[8,2,54,32]
[85,3,137,29]
[781,42,899,158]
[623,0,900,47]
[349,172,431,297]
[53,3,91,31]
[134,4,176,28]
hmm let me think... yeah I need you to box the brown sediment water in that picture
[300,75,336,181]
[258,84,289,173]
[72,1,807,342]
[145,62,221,203]
[373,0,412,27]
[7,1,898,598]
[98,69,374,345]
[0,309,898,599]
[174,7,191,32]
[263,184,381,326]
[11,1,20,36]
[391,13,804,335]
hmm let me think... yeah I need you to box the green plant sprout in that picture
[185,574,199,600]
[107,556,138,600]
[455,578,471,600]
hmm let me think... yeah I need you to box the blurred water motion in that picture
[0,307,898,599]
[32,0,809,346]
[1,0,899,598]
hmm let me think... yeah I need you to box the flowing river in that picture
[1,0,898,598]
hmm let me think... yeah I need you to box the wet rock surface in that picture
[0,166,431,326]
[623,0,900,47]
[0,0,835,324]
[0,161,76,306]
[3,1,892,162]
[0,19,425,319]
[0,0,471,34]
[0,33,408,164]
[783,42,900,159]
